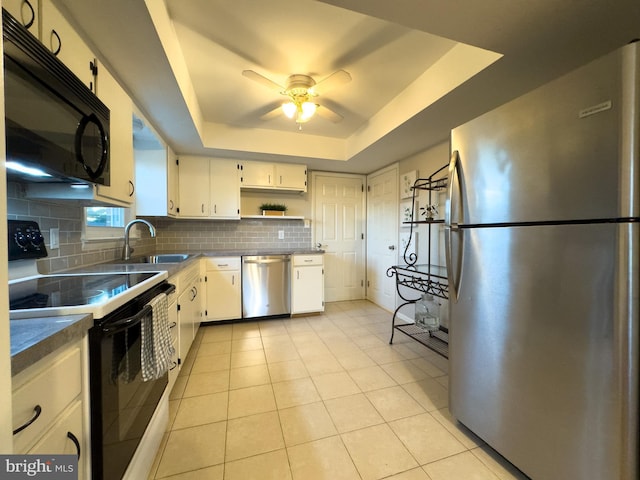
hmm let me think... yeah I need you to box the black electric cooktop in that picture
[9,272,160,317]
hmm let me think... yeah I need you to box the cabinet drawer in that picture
[180,264,200,289]
[293,255,323,266]
[205,257,241,271]
[13,345,82,452]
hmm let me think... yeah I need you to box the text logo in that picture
[0,456,77,480]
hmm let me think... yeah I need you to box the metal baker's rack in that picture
[387,163,450,358]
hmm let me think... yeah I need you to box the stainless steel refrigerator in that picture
[446,42,639,480]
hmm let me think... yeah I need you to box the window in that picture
[86,207,126,228]
[84,206,133,241]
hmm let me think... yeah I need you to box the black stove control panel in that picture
[8,220,48,261]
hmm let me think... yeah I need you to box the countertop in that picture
[10,313,93,376]
[10,249,324,375]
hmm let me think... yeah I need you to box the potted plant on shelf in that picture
[260,203,288,216]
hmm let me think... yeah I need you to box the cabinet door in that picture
[178,157,210,217]
[178,286,194,363]
[28,401,86,479]
[292,266,324,314]
[241,161,274,187]
[167,147,179,216]
[210,160,240,219]
[206,270,241,321]
[40,1,96,91]
[167,299,179,392]
[178,277,201,362]
[95,67,134,204]
[276,163,307,191]
[4,0,39,35]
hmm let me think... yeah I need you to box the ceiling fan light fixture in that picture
[282,101,297,118]
[300,102,317,121]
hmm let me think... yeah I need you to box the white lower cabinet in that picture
[204,257,241,321]
[291,254,325,314]
[12,338,89,479]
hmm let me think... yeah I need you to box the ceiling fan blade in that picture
[242,70,284,92]
[260,105,283,121]
[310,70,351,95]
[316,104,343,123]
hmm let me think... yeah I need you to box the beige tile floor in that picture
[148,300,529,480]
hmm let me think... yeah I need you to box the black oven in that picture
[88,280,175,480]
[2,8,110,185]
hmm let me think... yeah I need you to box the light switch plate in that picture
[50,228,60,249]
[278,230,285,240]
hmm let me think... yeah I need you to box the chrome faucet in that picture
[122,219,156,260]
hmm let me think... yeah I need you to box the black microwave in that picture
[3,8,110,185]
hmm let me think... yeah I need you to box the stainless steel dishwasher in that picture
[242,255,291,318]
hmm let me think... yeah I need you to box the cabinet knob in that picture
[388,245,395,250]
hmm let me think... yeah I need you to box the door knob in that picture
[388,245,395,250]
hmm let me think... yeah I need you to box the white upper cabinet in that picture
[167,146,179,216]
[94,67,134,205]
[240,161,307,192]
[134,120,179,217]
[178,156,210,217]
[18,1,135,207]
[210,159,241,218]
[240,161,275,188]
[178,156,240,219]
[275,163,308,191]
[39,1,97,91]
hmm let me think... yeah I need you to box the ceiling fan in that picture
[242,69,351,125]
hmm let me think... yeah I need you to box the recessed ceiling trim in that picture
[145,0,204,138]
[202,122,348,161]
[347,42,502,159]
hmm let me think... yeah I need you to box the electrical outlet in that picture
[50,228,60,249]
[278,230,285,240]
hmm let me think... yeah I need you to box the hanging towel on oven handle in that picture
[141,292,175,381]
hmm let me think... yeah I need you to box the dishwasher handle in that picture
[243,257,291,265]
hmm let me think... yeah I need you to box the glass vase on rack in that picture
[414,293,440,333]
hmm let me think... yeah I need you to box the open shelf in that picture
[393,323,449,358]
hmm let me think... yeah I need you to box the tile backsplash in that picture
[7,182,312,273]
[7,182,154,273]
[149,217,312,253]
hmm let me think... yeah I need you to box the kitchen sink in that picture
[144,254,192,263]
[109,253,193,264]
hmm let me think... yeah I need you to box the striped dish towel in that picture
[141,293,174,382]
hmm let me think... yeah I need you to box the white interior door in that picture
[313,173,365,302]
[366,165,398,311]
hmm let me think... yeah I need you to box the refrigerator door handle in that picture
[445,150,463,300]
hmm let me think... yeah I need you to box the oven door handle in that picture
[101,305,152,335]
